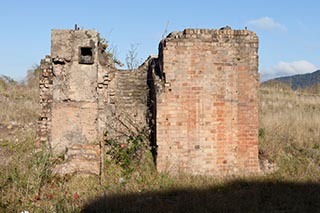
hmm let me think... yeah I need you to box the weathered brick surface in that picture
[155,28,260,175]
[53,144,100,175]
[102,62,149,142]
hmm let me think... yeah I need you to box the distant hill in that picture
[262,70,320,90]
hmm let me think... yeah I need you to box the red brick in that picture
[155,28,259,176]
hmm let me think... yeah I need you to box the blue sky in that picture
[0,0,319,81]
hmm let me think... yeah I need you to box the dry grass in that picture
[259,84,320,181]
[0,77,39,125]
[0,76,319,212]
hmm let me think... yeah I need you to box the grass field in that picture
[0,75,319,212]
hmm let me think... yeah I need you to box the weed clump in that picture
[105,134,149,176]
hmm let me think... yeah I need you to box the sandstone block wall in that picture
[155,28,260,175]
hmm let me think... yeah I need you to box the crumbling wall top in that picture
[164,27,258,42]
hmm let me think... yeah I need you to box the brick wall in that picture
[102,61,150,143]
[155,28,260,175]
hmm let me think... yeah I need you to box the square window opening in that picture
[79,47,94,64]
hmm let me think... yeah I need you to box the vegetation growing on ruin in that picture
[0,70,319,212]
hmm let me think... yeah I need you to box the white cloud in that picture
[260,60,317,81]
[247,17,287,32]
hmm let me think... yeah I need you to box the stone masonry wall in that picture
[156,28,260,175]
[37,56,53,146]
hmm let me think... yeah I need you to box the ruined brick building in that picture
[38,27,260,176]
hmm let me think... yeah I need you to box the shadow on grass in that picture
[82,180,320,212]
